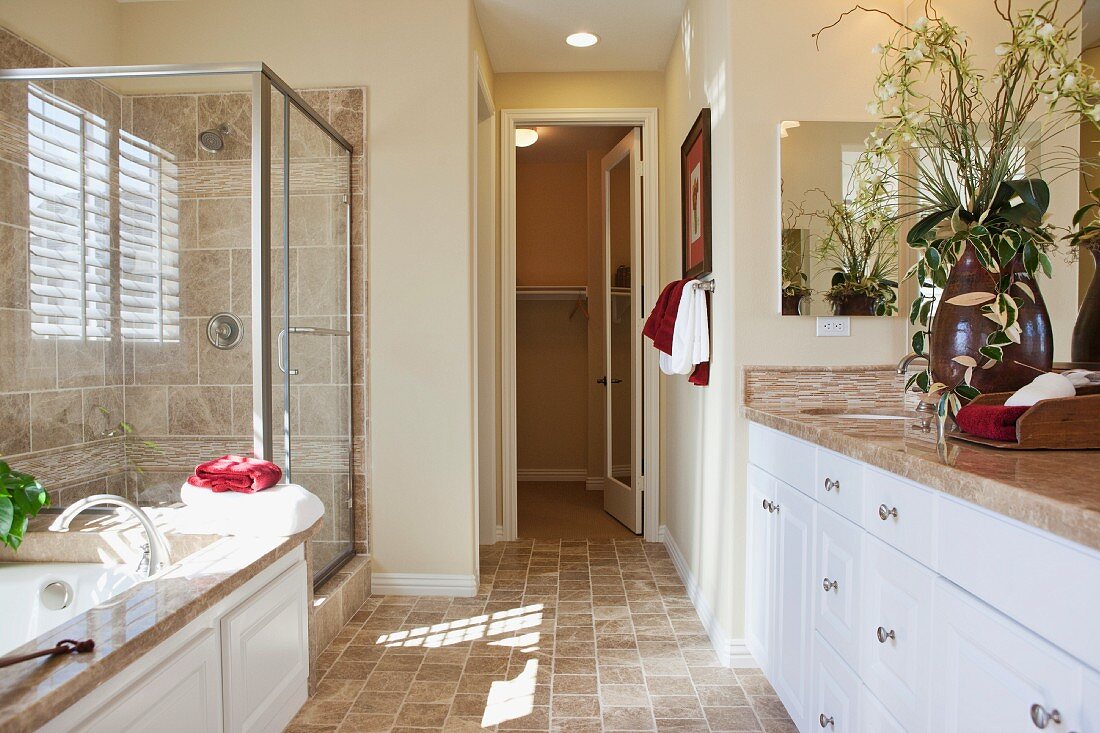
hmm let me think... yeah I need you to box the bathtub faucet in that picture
[52,495,171,577]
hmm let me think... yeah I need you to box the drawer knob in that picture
[819,713,834,728]
[762,499,778,513]
[878,504,898,520]
[824,477,840,492]
[1030,704,1062,729]
[822,577,838,592]
[876,626,895,643]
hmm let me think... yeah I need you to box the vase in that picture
[782,294,806,316]
[1071,246,1100,363]
[931,244,1053,393]
[831,293,878,316]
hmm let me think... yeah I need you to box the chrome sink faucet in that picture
[52,495,171,577]
[896,352,929,375]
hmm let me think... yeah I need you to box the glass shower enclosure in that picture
[0,63,354,584]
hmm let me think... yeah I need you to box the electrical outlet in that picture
[816,316,851,337]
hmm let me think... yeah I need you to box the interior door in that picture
[601,129,642,532]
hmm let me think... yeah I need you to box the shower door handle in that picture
[277,326,351,375]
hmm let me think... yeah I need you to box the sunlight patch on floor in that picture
[375,603,545,649]
[481,658,538,728]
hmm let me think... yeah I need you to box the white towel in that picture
[1004,373,1076,407]
[177,482,324,537]
[660,282,710,375]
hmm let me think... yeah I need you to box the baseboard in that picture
[585,477,603,491]
[495,524,505,542]
[371,572,478,597]
[661,525,759,669]
[517,468,587,482]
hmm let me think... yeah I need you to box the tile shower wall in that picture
[0,27,369,566]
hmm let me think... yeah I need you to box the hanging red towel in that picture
[954,404,1029,442]
[643,279,689,355]
[187,455,283,494]
[689,361,710,386]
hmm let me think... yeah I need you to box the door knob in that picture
[876,626,895,643]
[1029,703,1062,729]
[596,376,623,385]
[819,713,834,728]
[824,477,840,492]
[822,577,838,592]
[878,504,898,520]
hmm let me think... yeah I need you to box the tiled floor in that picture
[289,540,796,732]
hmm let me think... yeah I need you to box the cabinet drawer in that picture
[937,495,1100,671]
[862,468,935,567]
[932,578,1083,733]
[816,448,863,523]
[749,422,815,496]
[859,685,907,733]
[815,506,862,669]
[811,633,861,733]
[861,537,934,732]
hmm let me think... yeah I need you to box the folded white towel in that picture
[177,482,324,537]
[660,282,710,376]
[1062,369,1100,389]
[1004,372,1076,407]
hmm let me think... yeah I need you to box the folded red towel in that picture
[187,455,282,494]
[954,404,1030,442]
[689,361,710,387]
[642,279,689,355]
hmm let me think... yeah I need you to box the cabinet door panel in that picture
[859,685,907,733]
[773,479,816,726]
[746,463,778,673]
[811,634,860,733]
[861,536,933,732]
[815,506,862,669]
[932,579,1081,733]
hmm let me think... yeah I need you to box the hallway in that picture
[289,540,795,732]
[517,483,636,540]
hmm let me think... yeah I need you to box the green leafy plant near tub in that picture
[0,461,49,551]
[818,0,1100,427]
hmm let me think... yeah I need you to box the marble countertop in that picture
[0,509,318,733]
[743,403,1100,552]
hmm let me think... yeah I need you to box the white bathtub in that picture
[0,562,142,656]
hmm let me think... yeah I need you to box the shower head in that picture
[199,123,231,154]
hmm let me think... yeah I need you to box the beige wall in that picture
[0,0,121,67]
[1,0,482,581]
[494,71,664,110]
[1082,46,1100,301]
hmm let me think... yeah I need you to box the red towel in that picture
[642,279,689,355]
[954,404,1030,442]
[187,455,283,494]
[689,361,710,387]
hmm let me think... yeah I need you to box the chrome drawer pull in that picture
[878,504,898,520]
[876,626,895,643]
[1030,704,1061,729]
[762,500,779,514]
[822,577,838,592]
[824,477,840,492]
[819,713,834,728]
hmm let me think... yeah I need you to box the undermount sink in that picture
[802,407,920,421]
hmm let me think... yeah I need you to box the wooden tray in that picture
[949,384,1100,450]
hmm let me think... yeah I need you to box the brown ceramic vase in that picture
[930,244,1053,392]
[782,294,806,316]
[831,293,878,317]
[1071,246,1100,363]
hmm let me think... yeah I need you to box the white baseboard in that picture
[495,524,505,542]
[661,524,758,669]
[517,468,587,482]
[585,477,603,491]
[371,572,478,597]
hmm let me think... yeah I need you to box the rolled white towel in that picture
[177,482,324,537]
[1062,369,1100,389]
[1004,372,1076,407]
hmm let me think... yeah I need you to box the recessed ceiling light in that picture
[566,32,599,48]
[515,128,539,148]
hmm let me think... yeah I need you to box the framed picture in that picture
[680,108,712,279]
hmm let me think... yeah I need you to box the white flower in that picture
[994,43,1012,56]
[1062,73,1077,91]
[1091,105,1100,122]
[877,82,898,101]
[912,16,928,31]
[1041,92,1058,105]
[866,100,881,115]
[872,43,884,55]
[1037,22,1055,39]
[1091,81,1100,94]
[905,43,926,62]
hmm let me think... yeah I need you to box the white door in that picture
[745,464,777,673]
[773,479,815,726]
[601,129,643,532]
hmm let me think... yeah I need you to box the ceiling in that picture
[473,0,686,73]
[516,125,634,164]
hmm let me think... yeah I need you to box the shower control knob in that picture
[207,313,244,350]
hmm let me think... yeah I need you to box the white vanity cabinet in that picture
[747,422,1100,733]
[42,547,309,733]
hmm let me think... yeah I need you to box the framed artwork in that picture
[680,108,712,279]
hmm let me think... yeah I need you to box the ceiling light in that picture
[779,120,801,138]
[515,128,539,148]
[566,32,599,48]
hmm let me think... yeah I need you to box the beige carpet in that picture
[517,481,637,539]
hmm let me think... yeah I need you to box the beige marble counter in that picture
[743,366,1100,553]
[0,509,318,733]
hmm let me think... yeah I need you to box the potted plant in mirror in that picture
[0,461,49,551]
[818,1,1100,426]
[782,276,812,315]
[807,190,899,316]
[781,209,813,314]
[1068,188,1100,362]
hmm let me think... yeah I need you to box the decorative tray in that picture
[949,384,1100,450]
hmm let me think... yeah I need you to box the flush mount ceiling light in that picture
[515,128,539,148]
[779,120,801,138]
[565,32,599,48]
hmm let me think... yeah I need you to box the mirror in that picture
[779,121,899,317]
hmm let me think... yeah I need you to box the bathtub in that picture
[0,562,142,656]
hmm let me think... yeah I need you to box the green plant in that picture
[781,229,813,298]
[1068,185,1100,254]
[0,461,49,551]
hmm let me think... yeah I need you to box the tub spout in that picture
[51,495,171,577]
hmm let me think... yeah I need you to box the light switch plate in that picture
[816,316,851,337]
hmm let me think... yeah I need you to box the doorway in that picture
[500,109,660,542]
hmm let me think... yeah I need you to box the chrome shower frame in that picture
[0,62,356,585]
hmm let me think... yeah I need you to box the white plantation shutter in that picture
[119,131,180,342]
[27,85,112,339]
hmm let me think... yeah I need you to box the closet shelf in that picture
[516,285,588,301]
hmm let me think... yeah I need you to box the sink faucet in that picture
[896,352,929,375]
[52,495,171,577]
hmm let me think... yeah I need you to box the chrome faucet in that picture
[896,352,929,375]
[52,495,171,577]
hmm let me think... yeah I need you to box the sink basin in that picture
[802,407,920,421]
